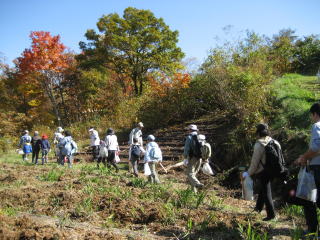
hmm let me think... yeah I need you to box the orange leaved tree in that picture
[16,31,71,126]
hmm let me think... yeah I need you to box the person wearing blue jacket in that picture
[144,135,162,184]
[19,130,32,161]
[41,134,51,164]
[295,102,320,234]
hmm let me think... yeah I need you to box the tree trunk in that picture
[42,81,63,127]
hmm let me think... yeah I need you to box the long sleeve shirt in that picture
[247,136,281,176]
[105,134,119,151]
[90,130,100,146]
[310,121,320,165]
[128,128,143,146]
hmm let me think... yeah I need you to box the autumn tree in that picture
[269,29,297,74]
[16,31,71,126]
[79,7,185,95]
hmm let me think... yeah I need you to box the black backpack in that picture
[262,139,287,178]
[189,135,202,158]
[131,145,141,158]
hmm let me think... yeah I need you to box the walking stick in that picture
[159,162,167,174]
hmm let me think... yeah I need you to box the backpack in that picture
[60,138,77,156]
[131,145,141,158]
[150,145,162,161]
[189,135,202,158]
[262,139,287,178]
[201,142,211,160]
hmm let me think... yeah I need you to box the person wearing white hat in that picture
[183,124,204,193]
[53,127,64,163]
[19,130,32,161]
[89,127,100,162]
[144,135,162,184]
[128,122,144,173]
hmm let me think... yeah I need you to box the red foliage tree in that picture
[16,31,72,126]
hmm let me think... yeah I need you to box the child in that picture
[41,134,51,164]
[144,135,162,184]
[23,140,32,161]
[129,137,145,177]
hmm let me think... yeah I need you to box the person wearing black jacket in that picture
[31,131,42,164]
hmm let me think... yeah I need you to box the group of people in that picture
[18,130,50,165]
[242,102,320,235]
[19,127,78,168]
[18,102,320,234]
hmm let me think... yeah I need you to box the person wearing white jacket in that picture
[105,128,120,172]
[89,127,100,162]
[144,135,162,184]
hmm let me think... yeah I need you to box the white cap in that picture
[188,124,198,131]
[138,122,144,128]
[57,127,64,133]
[88,128,94,132]
[198,134,206,141]
[147,135,155,141]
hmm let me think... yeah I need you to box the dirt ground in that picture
[0,154,305,240]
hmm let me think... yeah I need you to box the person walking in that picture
[19,130,32,161]
[31,131,42,164]
[144,135,162,184]
[184,124,203,193]
[59,130,77,168]
[41,134,50,164]
[128,122,144,173]
[295,102,320,233]
[53,127,64,163]
[129,137,145,177]
[242,123,278,221]
[105,128,120,172]
[89,127,100,162]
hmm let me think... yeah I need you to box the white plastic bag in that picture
[202,162,213,175]
[99,147,108,158]
[115,151,120,163]
[242,176,254,201]
[296,167,317,202]
[144,163,151,176]
[17,149,24,155]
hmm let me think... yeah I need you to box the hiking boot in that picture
[263,215,276,221]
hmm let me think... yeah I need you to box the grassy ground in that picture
[271,73,320,132]
[0,151,308,240]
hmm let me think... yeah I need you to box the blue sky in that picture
[1,0,319,67]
